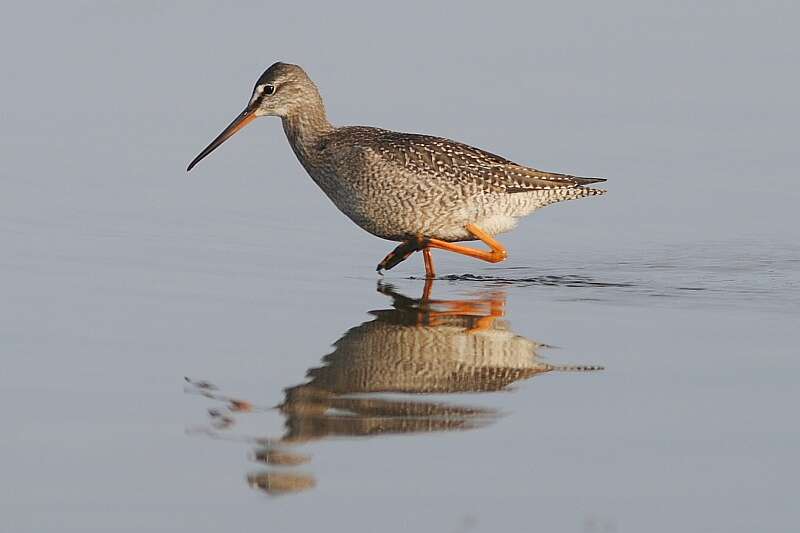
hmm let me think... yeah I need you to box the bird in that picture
[187,62,606,278]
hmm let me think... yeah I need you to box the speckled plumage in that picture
[290,125,606,242]
[268,62,606,242]
[278,284,602,442]
[188,62,606,270]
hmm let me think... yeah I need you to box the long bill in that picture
[187,108,257,171]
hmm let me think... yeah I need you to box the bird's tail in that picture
[533,185,606,209]
[564,175,607,186]
[545,363,605,372]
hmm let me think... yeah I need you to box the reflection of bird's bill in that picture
[184,379,263,412]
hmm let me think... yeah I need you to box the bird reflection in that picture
[186,281,603,496]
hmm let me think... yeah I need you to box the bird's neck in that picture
[282,101,333,166]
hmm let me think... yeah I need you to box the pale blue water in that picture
[4,235,797,532]
[2,2,799,532]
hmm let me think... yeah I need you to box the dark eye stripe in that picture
[252,84,274,108]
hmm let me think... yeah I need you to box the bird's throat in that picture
[282,107,334,182]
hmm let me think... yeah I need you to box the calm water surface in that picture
[3,234,798,532]
[3,2,799,531]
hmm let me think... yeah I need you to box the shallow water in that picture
[3,2,800,532]
[4,234,798,532]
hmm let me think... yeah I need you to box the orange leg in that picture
[422,248,436,279]
[427,223,508,264]
[377,238,438,278]
[377,239,423,273]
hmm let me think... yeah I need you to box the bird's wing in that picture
[357,129,605,193]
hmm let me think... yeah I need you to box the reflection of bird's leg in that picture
[377,276,505,331]
[426,292,507,333]
[422,276,434,302]
[431,297,505,317]
[427,223,508,264]
[469,296,506,333]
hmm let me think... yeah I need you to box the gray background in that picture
[2,1,798,532]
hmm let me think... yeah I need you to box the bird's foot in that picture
[376,238,428,273]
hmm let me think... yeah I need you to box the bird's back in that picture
[327,126,604,191]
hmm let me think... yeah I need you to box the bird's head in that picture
[187,62,320,171]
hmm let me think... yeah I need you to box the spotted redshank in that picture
[188,62,606,277]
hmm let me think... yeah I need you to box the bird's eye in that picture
[264,84,275,95]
